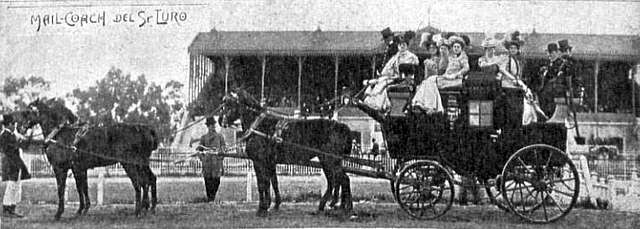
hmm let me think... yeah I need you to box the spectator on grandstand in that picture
[370,138,379,160]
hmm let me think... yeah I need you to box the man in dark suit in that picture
[191,117,226,202]
[378,27,398,71]
[539,42,566,116]
[1,114,31,218]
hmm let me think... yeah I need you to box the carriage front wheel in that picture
[500,144,580,223]
[393,160,454,220]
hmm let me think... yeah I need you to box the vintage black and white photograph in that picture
[1,0,640,228]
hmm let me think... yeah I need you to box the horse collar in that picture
[237,113,267,142]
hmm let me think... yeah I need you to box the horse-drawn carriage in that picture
[7,69,578,223]
[218,70,580,224]
[373,71,580,223]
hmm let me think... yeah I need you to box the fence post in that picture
[631,168,639,196]
[579,155,592,198]
[607,175,615,209]
[97,168,105,205]
[246,172,253,202]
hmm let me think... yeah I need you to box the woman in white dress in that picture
[362,32,419,111]
[410,35,469,113]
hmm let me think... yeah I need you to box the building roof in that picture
[189,29,640,61]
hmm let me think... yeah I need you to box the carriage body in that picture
[383,71,579,223]
[383,71,567,179]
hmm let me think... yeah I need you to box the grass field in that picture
[1,176,639,228]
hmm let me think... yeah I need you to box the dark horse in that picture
[20,99,159,220]
[219,89,354,216]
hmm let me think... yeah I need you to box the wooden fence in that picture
[24,145,396,177]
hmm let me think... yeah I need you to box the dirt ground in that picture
[1,176,639,228]
[2,202,640,229]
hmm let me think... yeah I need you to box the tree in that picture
[1,76,51,112]
[71,68,184,144]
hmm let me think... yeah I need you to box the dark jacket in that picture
[1,129,31,181]
[197,132,226,177]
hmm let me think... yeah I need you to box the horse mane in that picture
[29,98,78,125]
[234,89,263,111]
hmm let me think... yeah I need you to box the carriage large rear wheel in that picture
[394,160,454,220]
[501,144,580,223]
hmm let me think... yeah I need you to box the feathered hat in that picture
[380,27,393,39]
[448,35,466,48]
[503,30,524,48]
[394,30,416,45]
[420,32,437,48]
[481,32,498,48]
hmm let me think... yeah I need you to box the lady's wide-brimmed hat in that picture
[448,35,466,48]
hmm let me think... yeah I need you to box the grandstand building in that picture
[182,28,640,157]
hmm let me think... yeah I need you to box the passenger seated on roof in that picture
[410,32,446,113]
[410,34,469,113]
[362,31,419,111]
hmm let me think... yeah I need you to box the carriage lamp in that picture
[468,100,493,127]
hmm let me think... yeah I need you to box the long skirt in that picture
[411,77,443,112]
[363,78,394,110]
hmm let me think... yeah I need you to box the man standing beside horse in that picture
[190,117,226,202]
[1,114,31,218]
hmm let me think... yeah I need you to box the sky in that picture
[0,0,639,99]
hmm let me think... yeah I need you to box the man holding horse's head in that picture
[1,113,31,218]
[190,116,226,202]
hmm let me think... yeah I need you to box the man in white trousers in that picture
[1,114,31,218]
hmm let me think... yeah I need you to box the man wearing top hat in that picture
[378,27,398,71]
[1,114,31,218]
[190,116,226,202]
[538,42,565,117]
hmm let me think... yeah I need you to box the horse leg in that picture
[338,171,353,214]
[81,170,91,214]
[147,166,157,214]
[71,169,85,216]
[122,164,143,217]
[252,163,268,217]
[53,167,69,220]
[318,169,334,212]
[139,166,151,214]
[329,181,341,209]
[71,168,90,216]
[269,166,281,211]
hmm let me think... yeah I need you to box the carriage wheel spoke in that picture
[505,182,533,192]
[522,184,537,204]
[517,157,529,169]
[544,151,554,169]
[545,190,567,213]
[550,188,575,198]
[533,149,540,165]
[519,182,526,212]
[541,190,549,221]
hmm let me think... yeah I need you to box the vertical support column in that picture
[246,171,253,202]
[261,56,267,106]
[594,58,600,113]
[334,56,339,103]
[371,55,377,79]
[188,55,193,104]
[224,56,231,94]
[297,56,303,110]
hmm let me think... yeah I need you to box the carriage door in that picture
[468,100,493,127]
